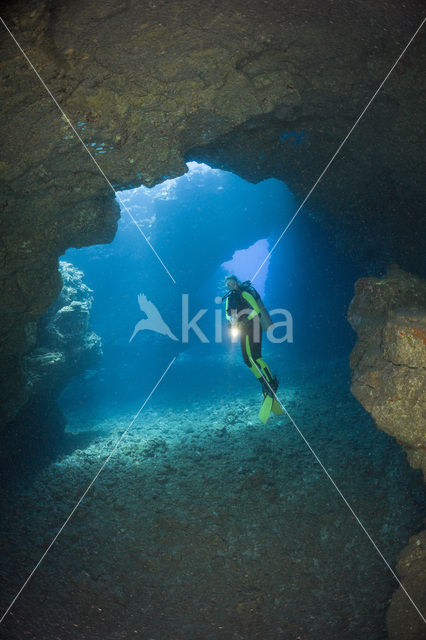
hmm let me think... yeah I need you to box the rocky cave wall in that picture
[348,265,425,640]
[348,266,426,477]
[0,261,101,479]
[1,0,425,429]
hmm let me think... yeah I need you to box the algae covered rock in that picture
[23,261,102,396]
[348,265,426,475]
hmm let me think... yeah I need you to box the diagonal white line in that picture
[256,367,426,624]
[0,356,176,625]
[251,16,426,284]
[0,16,176,285]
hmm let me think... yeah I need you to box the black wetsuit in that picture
[225,287,274,385]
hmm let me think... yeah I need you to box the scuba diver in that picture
[223,275,282,423]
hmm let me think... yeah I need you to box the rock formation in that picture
[348,265,426,475]
[0,0,425,428]
[348,265,426,640]
[0,261,101,477]
[386,529,426,640]
[24,260,102,397]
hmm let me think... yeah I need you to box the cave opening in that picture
[222,238,270,297]
[58,160,358,420]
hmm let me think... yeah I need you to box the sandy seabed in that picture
[0,361,424,639]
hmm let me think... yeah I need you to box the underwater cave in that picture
[0,2,425,639]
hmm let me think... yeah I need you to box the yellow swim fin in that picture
[271,398,284,415]
[259,395,274,424]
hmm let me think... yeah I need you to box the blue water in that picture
[59,162,359,414]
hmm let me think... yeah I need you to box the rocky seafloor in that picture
[0,360,424,640]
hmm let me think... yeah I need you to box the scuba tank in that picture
[240,281,273,331]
